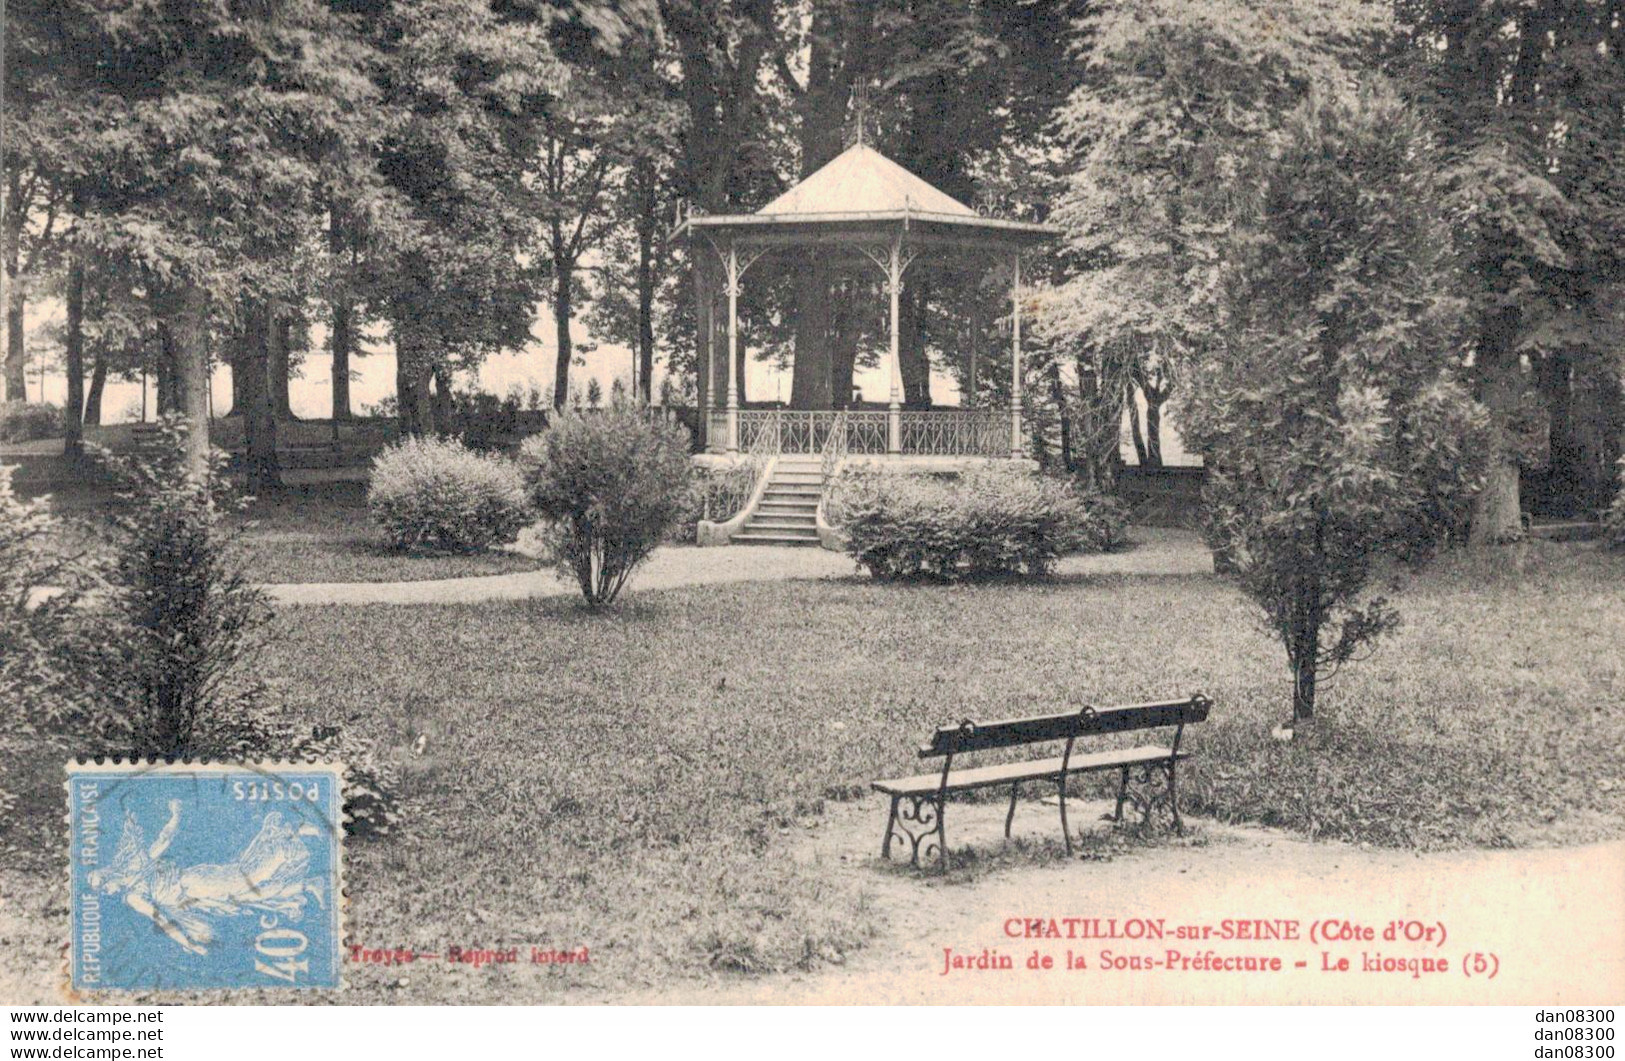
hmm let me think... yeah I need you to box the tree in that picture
[1044,0,1392,431]
[533,73,629,411]
[1128,347,1173,467]
[1185,87,1488,725]
[582,51,684,405]
[1392,0,1625,542]
[1,164,64,403]
[91,422,273,758]
[8,0,382,477]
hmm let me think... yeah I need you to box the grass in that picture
[227,482,538,584]
[3,538,1621,1002]
[10,477,540,585]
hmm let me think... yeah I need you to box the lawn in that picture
[226,481,538,584]
[10,476,540,585]
[3,539,1620,1002]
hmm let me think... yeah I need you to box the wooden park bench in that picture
[871,694,1213,870]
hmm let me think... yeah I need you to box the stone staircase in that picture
[731,456,824,545]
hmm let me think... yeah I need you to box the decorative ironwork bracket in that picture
[1114,761,1184,834]
[881,794,946,869]
[705,238,771,297]
[855,239,919,294]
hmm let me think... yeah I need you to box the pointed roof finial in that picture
[848,82,869,149]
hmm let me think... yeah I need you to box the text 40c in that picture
[233,781,321,802]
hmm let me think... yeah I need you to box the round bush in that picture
[0,401,63,443]
[832,467,1115,581]
[517,406,691,605]
[368,436,531,553]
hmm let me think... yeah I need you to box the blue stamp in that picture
[67,762,343,991]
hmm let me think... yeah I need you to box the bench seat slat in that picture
[872,745,1186,796]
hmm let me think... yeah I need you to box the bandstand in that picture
[672,140,1059,463]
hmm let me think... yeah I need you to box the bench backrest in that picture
[918,695,1212,759]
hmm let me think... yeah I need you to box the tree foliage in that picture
[1392,0,1625,540]
[89,421,274,758]
[518,404,691,606]
[1185,87,1489,722]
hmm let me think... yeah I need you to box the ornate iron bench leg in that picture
[935,799,948,873]
[1057,777,1073,855]
[884,794,945,869]
[1004,783,1019,839]
[1168,760,1184,835]
[1114,766,1130,823]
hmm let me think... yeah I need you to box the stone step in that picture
[732,530,821,545]
[746,517,818,531]
[1528,520,1601,542]
[762,486,822,498]
[756,502,818,515]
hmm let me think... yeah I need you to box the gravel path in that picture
[611,796,1625,1005]
[262,543,861,605]
[262,527,1213,606]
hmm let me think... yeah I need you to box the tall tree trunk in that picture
[1540,352,1578,516]
[1145,393,1164,468]
[899,281,932,408]
[155,284,212,479]
[2,171,24,403]
[1470,316,1526,544]
[1127,383,1149,466]
[787,15,853,409]
[227,349,248,416]
[635,160,656,405]
[83,355,108,427]
[829,276,859,407]
[414,363,435,435]
[268,311,294,420]
[432,365,454,431]
[63,253,85,458]
[395,330,427,436]
[3,282,23,402]
[329,210,354,420]
[239,302,281,493]
[790,252,833,409]
[553,262,574,411]
[156,328,175,417]
[1465,10,1548,542]
[1046,360,1072,471]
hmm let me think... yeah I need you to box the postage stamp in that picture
[66,761,344,992]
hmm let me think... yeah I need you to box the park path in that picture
[609,795,1625,1005]
[262,527,1214,606]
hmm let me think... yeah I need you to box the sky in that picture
[13,296,1195,464]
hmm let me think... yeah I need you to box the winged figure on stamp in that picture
[87,800,328,956]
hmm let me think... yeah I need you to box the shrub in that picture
[90,420,275,759]
[1075,489,1131,552]
[835,467,1102,581]
[518,404,692,606]
[1183,90,1487,724]
[206,714,400,837]
[449,386,528,452]
[0,400,62,442]
[368,436,531,552]
[0,464,97,827]
[1604,459,1625,552]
